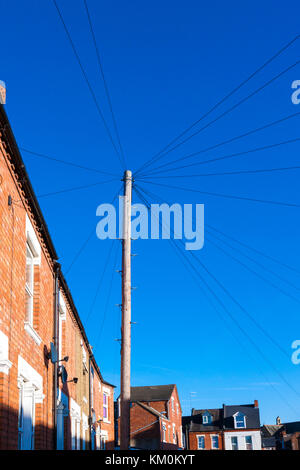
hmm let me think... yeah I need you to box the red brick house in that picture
[183,401,262,450]
[262,418,300,450]
[183,408,224,450]
[116,384,183,449]
[90,360,115,450]
[0,104,114,449]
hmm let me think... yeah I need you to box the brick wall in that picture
[188,431,223,450]
[0,123,55,449]
[125,385,183,450]
[0,107,114,450]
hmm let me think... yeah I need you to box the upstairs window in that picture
[171,397,175,412]
[202,411,212,425]
[103,392,109,420]
[234,412,246,429]
[25,244,34,325]
[162,424,166,442]
[24,215,41,344]
[90,366,94,409]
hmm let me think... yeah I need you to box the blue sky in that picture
[1,0,300,423]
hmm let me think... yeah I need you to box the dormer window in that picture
[234,412,246,428]
[202,411,212,425]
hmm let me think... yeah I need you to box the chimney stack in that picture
[254,399,259,408]
[276,416,282,425]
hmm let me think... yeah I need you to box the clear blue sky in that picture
[1,0,300,424]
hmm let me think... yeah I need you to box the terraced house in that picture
[183,400,262,450]
[116,384,183,450]
[0,104,114,450]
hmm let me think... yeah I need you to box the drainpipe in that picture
[53,262,60,450]
[88,352,93,450]
[185,424,190,450]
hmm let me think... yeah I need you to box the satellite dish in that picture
[59,365,68,384]
[50,342,58,364]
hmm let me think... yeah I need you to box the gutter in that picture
[0,104,58,261]
[53,262,60,449]
[88,353,92,450]
[58,269,115,389]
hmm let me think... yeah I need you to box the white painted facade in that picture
[0,330,12,374]
[70,397,81,450]
[224,430,262,450]
[17,356,44,450]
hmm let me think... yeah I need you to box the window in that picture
[25,244,34,325]
[231,436,238,450]
[171,397,175,412]
[197,435,205,450]
[24,216,41,344]
[176,403,179,415]
[172,423,176,444]
[103,392,109,420]
[162,424,166,442]
[234,412,246,429]
[211,435,219,449]
[245,435,253,450]
[90,366,94,409]
[82,345,87,366]
[202,411,212,425]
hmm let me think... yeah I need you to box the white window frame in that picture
[90,366,94,409]
[245,435,253,450]
[202,412,212,425]
[211,434,219,449]
[25,244,34,326]
[0,330,12,374]
[171,397,175,412]
[197,434,205,450]
[233,412,246,429]
[172,423,176,444]
[231,435,239,450]
[162,423,167,442]
[17,356,43,450]
[103,391,109,422]
[70,398,81,450]
[24,217,42,345]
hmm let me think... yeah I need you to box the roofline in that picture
[136,401,167,420]
[0,104,58,260]
[58,267,115,389]
[0,104,115,390]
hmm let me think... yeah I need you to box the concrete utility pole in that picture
[120,170,132,450]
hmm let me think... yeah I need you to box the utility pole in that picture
[120,170,132,450]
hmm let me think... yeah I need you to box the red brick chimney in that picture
[254,400,259,408]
